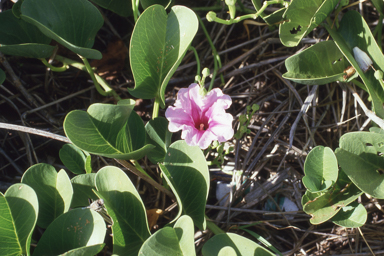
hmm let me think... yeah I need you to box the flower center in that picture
[195,118,209,131]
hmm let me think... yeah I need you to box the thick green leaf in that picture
[302,170,363,225]
[283,40,353,85]
[20,0,103,59]
[0,68,5,84]
[279,0,339,46]
[1,184,38,256]
[129,5,198,107]
[139,215,196,256]
[163,140,209,230]
[64,103,155,160]
[173,215,195,256]
[158,163,183,222]
[21,163,73,228]
[70,173,98,209]
[140,0,172,9]
[331,201,367,228]
[91,0,132,17]
[0,193,20,256]
[59,244,105,256]
[263,8,285,25]
[32,208,106,256]
[335,131,384,198]
[302,146,338,192]
[0,10,54,58]
[145,117,172,164]
[202,233,275,256]
[326,11,384,118]
[139,227,183,255]
[94,166,150,256]
[60,144,87,175]
[338,11,384,100]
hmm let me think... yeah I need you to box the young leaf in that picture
[59,144,88,175]
[302,170,363,225]
[283,40,352,85]
[335,131,384,198]
[331,201,367,228]
[163,140,209,230]
[129,5,198,107]
[64,103,155,160]
[202,233,275,256]
[32,208,106,256]
[0,10,54,58]
[279,0,339,47]
[145,117,172,164]
[302,146,338,192]
[70,173,98,209]
[21,163,73,228]
[94,166,150,256]
[1,184,38,256]
[20,0,103,59]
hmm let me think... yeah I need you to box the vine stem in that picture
[197,16,224,91]
[54,55,121,101]
[152,97,160,119]
[208,0,289,25]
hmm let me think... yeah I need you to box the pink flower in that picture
[165,83,234,149]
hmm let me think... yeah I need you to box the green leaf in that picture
[326,11,384,118]
[32,208,106,256]
[263,8,285,25]
[163,140,209,230]
[139,216,196,256]
[302,170,363,225]
[283,40,353,85]
[202,233,275,256]
[338,11,384,99]
[0,68,5,84]
[1,184,38,256]
[21,163,73,228]
[335,131,384,198]
[20,0,103,59]
[94,166,150,256]
[140,0,172,9]
[302,146,338,192]
[139,228,182,255]
[0,10,54,58]
[331,201,367,228]
[279,0,339,47]
[129,5,198,107]
[64,103,155,160]
[70,173,98,209]
[145,117,172,164]
[59,144,88,175]
[58,244,105,256]
[173,215,196,256]
[90,0,132,17]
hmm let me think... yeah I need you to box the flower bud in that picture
[353,46,373,72]
[206,12,217,22]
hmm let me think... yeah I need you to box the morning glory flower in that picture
[353,46,373,72]
[165,83,234,149]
